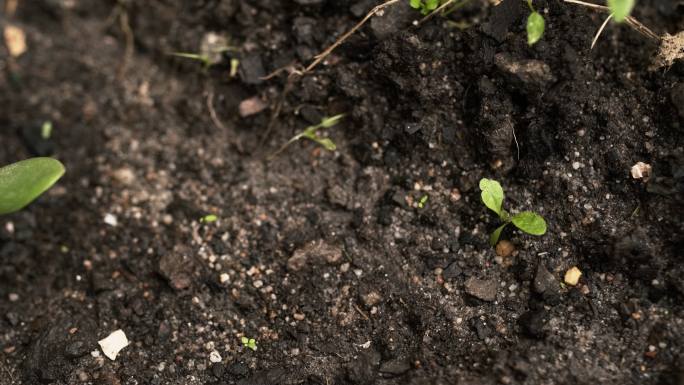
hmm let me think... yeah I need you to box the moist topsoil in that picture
[1,0,683,384]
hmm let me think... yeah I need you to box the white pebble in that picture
[219,273,230,283]
[103,213,118,227]
[209,350,222,363]
[98,329,129,360]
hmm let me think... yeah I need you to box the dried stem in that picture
[591,13,613,49]
[563,0,660,42]
[305,0,401,74]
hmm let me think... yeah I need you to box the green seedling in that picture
[0,157,65,215]
[270,114,344,159]
[169,45,238,69]
[200,214,218,223]
[229,58,240,78]
[526,0,545,45]
[479,178,547,246]
[241,337,257,351]
[410,0,472,17]
[607,0,635,22]
[417,194,428,209]
[41,121,53,139]
[410,0,441,15]
[169,52,214,68]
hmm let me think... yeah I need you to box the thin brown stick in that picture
[260,62,303,81]
[305,0,401,74]
[563,0,660,42]
[418,0,455,25]
[117,7,134,79]
[207,91,227,131]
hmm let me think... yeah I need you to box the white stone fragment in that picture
[104,213,118,227]
[98,329,129,360]
[630,162,652,181]
[209,350,222,363]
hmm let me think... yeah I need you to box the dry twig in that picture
[305,0,401,74]
[564,0,660,42]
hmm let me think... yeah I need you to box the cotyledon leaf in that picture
[0,157,65,215]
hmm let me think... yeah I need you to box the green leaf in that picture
[0,157,65,215]
[479,178,504,217]
[526,11,545,45]
[511,211,547,235]
[426,0,440,11]
[607,0,635,22]
[201,214,218,223]
[489,223,508,246]
[409,0,422,9]
[41,121,53,139]
[315,137,337,151]
[319,114,344,128]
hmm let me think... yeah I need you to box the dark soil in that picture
[1,0,684,384]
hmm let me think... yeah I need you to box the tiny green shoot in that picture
[41,121,53,139]
[607,0,635,23]
[170,52,213,68]
[479,178,547,246]
[200,214,218,223]
[169,45,237,69]
[241,337,257,351]
[526,0,545,45]
[270,114,344,159]
[230,58,240,78]
[409,0,441,15]
[418,194,428,209]
[0,157,65,215]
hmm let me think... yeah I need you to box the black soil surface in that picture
[1,0,684,384]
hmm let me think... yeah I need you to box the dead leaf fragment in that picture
[631,162,652,182]
[4,25,27,57]
[651,31,684,71]
[239,96,267,118]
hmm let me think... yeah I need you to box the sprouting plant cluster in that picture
[409,0,442,15]
[408,0,637,46]
[479,178,547,246]
[270,114,344,159]
[0,157,65,215]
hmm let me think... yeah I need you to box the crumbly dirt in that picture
[1,0,683,384]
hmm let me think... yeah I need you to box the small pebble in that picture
[564,266,582,286]
[209,350,222,363]
[495,240,515,258]
[104,213,118,227]
[219,273,230,283]
[98,329,129,361]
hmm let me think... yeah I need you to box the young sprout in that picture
[229,58,240,78]
[241,337,257,351]
[0,157,65,215]
[169,45,238,69]
[270,114,344,159]
[479,178,547,246]
[409,0,441,15]
[607,0,635,22]
[200,214,218,223]
[169,52,214,68]
[526,0,545,45]
[41,121,53,139]
[417,194,429,209]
